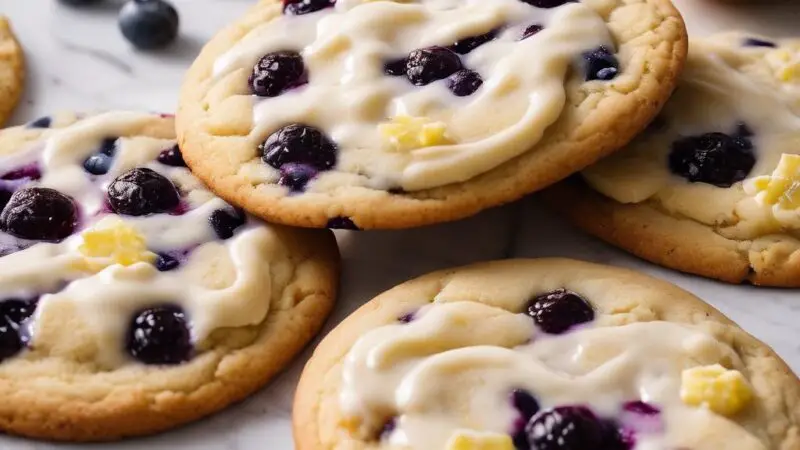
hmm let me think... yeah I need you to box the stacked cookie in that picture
[0,0,797,448]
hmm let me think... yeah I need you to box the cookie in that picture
[176,0,686,230]
[294,259,799,450]
[0,16,24,126]
[544,33,800,287]
[0,111,339,441]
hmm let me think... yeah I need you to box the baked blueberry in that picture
[447,69,483,97]
[384,58,408,77]
[157,145,187,167]
[279,163,318,192]
[0,188,77,241]
[260,124,338,171]
[83,154,114,175]
[1,163,42,181]
[326,217,358,230]
[525,406,604,450]
[209,207,246,240]
[119,0,180,50]
[0,298,37,362]
[0,320,24,362]
[0,189,12,212]
[283,0,335,15]
[126,305,191,365]
[27,116,52,128]
[522,24,544,40]
[743,38,776,48]
[405,46,463,86]
[668,131,756,187]
[249,51,306,97]
[107,168,180,216]
[0,298,38,325]
[526,289,594,334]
[512,389,541,420]
[583,46,619,81]
[155,253,180,271]
[521,0,575,7]
[449,29,498,55]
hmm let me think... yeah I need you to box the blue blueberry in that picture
[283,0,335,15]
[209,208,246,240]
[107,168,180,216]
[583,46,619,81]
[119,0,180,50]
[326,217,358,230]
[126,305,191,365]
[26,117,52,128]
[260,124,338,171]
[449,29,498,55]
[0,188,77,241]
[743,38,776,48]
[83,153,114,175]
[526,289,594,334]
[155,253,180,271]
[279,163,318,192]
[668,130,756,187]
[250,51,306,97]
[447,69,483,96]
[405,46,463,86]
[157,145,187,167]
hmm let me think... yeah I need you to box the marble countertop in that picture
[1,0,798,448]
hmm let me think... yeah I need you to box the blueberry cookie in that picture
[294,259,799,450]
[0,111,339,441]
[544,33,800,286]
[0,16,23,126]
[177,0,686,229]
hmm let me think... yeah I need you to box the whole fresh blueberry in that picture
[521,24,544,40]
[447,69,483,97]
[27,116,52,128]
[525,406,604,450]
[384,58,408,77]
[155,253,180,271]
[326,216,358,230]
[157,145,187,167]
[526,289,594,334]
[520,0,575,7]
[249,51,306,97]
[283,0,335,15]
[260,124,338,171]
[405,46,463,86]
[126,305,192,365]
[279,163,319,192]
[449,29,498,55]
[119,0,180,50]
[107,168,180,216]
[0,188,77,241]
[583,46,619,81]
[668,131,756,187]
[209,208,246,240]
[83,153,114,175]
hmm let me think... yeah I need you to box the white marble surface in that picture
[0,0,798,448]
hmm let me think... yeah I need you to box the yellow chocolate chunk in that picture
[680,364,753,416]
[379,115,453,151]
[78,217,156,269]
[751,153,800,209]
[445,430,515,450]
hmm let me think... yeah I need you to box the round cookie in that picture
[294,259,799,450]
[0,111,339,441]
[177,0,687,230]
[544,33,800,287]
[0,16,24,126]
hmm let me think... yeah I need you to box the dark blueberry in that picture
[155,253,180,272]
[526,289,594,334]
[157,145,187,167]
[283,0,335,15]
[525,406,604,450]
[0,320,24,362]
[107,168,180,216]
[520,0,575,7]
[583,46,619,81]
[521,24,544,40]
[279,163,318,192]
[0,188,77,241]
[126,305,192,365]
[512,389,541,420]
[98,137,119,156]
[0,189,11,212]
[449,29,498,55]
[27,116,52,128]
[249,51,306,97]
[1,163,42,181]
[326,216,358,230]
[119,0,180,50]
[398,312,415,323]
[447,69,483,97]
[209,208,246,240]
[83,153,114,175]
[260,124,338,171]
[623,401,660,416]
[743,38,776,48]
[405,46,463,86]
[668,131,756,187]
[600,420,632,450]
[0,298,38,325]
[384,58,408,77]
